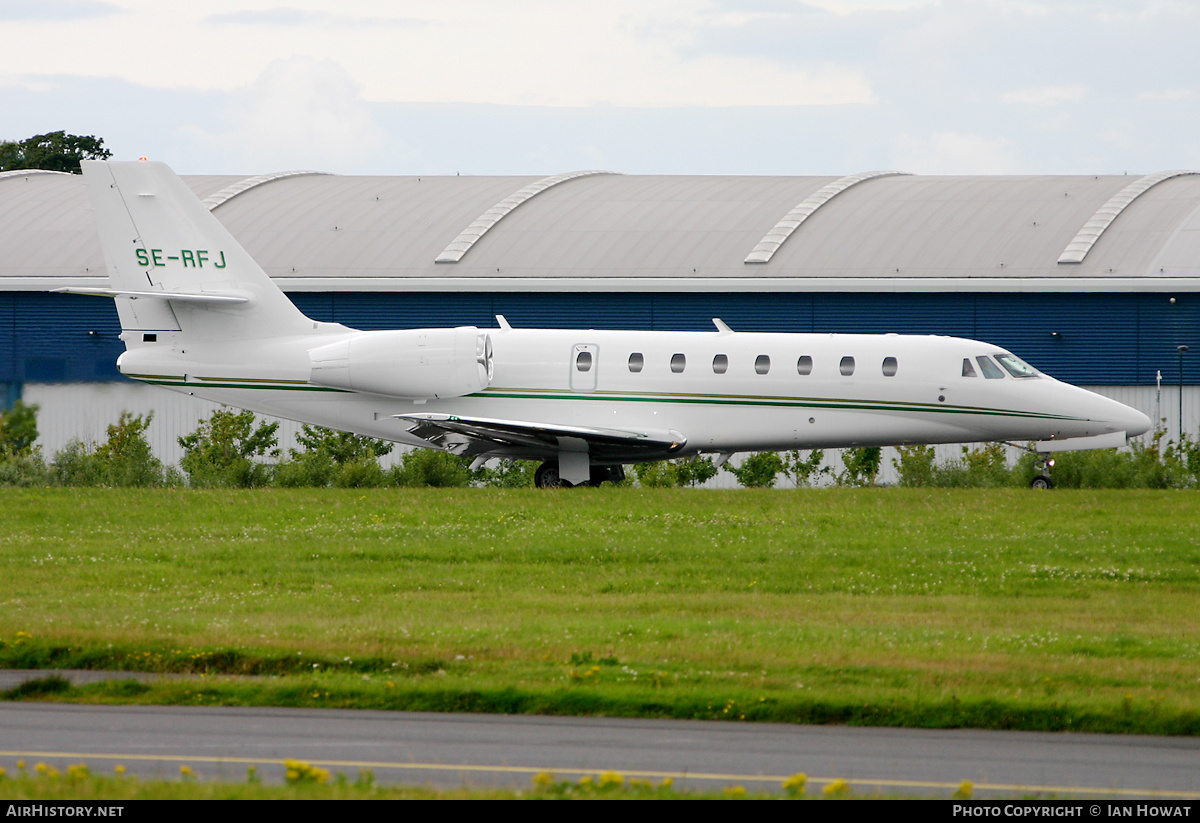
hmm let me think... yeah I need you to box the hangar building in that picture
[2,167,1198,468]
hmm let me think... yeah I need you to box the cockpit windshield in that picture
[994,353,1039,378]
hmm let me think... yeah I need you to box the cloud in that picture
[891,132,1023,175]
[180,57,396,173]
[1139,88,1192,101]
[0,0,118,20]
[206,7,427,28]
[1001,85,1088,105]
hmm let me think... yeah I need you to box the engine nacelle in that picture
[308,327,493,399]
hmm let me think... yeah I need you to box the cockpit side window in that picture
[995,354,1039,378]
[962,358,977,377]
[976,356,1005,379]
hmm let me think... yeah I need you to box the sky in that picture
[1,0,1197,176]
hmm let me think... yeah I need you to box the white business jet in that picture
[61,161,1151,487]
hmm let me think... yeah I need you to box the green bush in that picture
[893,445,936,487]
[723,451,784,488]
[0,454,50,486]
[273,450,336,487]
[178,409,279,488]
[389,448,473,487]
[783,449,829,487]
[836,447,882,487]
[333,456,387,488]
[275,424,394,487]
[472,459,538,488]
[634,457,718,487]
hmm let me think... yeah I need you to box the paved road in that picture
[2,699,1198,798]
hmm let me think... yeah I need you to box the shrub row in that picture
[2,401,1199,489]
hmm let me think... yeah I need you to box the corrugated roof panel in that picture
[434,170,620,263]
[744,171,910,264]
[203,170,332,210]
[1058,171,1200,264]
[4,172,1200,292]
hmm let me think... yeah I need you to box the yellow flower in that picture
[179,765,195,779]
[823,778,849,798]
[783,772,808,797]
[724,785,747,798]
[955,780,974,799]
[599,770,624,789]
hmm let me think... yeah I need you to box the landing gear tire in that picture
[535,462,571,488]
[1030,453,1054,490]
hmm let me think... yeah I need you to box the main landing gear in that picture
[534,461,625,488]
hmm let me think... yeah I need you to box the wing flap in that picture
[396,412,687,461]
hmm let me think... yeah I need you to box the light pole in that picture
[1178,345,1189,440]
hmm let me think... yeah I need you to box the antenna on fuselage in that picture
[712,318,734,335]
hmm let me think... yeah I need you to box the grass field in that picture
[2,487,1198,734]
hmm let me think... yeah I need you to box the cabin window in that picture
[575,350,592,372]
[882,356,898,377]
[671,353,686,373]
[976,356,1005,379]
[962,358,978,377]
[995,354,1039,378]
[797,355,813,376]
[628,353,643,373]
[840,356,855,376]
[755,355,771,375]
[712,354,728,374]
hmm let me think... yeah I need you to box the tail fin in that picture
[80,160,316,342]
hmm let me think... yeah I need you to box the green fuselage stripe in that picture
[130,375,1083,422]
[473,389,1079,422]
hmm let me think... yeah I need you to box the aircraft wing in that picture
[395,412,687,462]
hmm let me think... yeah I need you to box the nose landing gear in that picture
[1030,454,1055,489]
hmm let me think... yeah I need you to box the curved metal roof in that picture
[3,169,1200,293]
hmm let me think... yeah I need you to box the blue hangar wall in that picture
[1,291,1197,392]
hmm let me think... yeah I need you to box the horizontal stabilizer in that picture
[51,287,249,304]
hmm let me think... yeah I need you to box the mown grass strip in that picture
[2,488,1198,734]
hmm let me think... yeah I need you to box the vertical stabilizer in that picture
[82,160,315,342]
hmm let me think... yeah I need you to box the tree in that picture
[291,424,392,464]
[0,131,111,174]
[0,401,39,459]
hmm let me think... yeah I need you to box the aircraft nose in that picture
[1123,406,1153,437]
